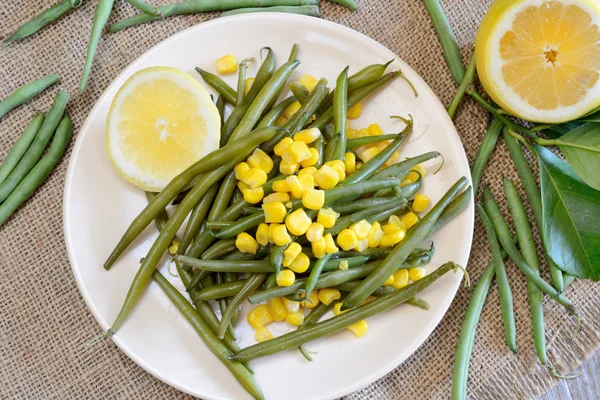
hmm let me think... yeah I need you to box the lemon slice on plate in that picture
[476,0,600,123]
[106,66,220,192]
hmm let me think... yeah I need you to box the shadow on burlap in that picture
[1,1,598,399]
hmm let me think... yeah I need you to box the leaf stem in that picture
[447,51,476,118]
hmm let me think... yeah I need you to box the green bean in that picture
[216,95,226,129]
[209,172,239,222]
[0,75,60,120]
[471,118,503,196]
[178,185,219,255]
[236,58,253,108]
[192,279,246,301]
[314,135,324,168]
[224,272,240,324]
[332,67,349,160]
[334,246,432,264]
[334,281,396,297]
[289,82,310,104]
[447,52,476,118]
[423,0,464,85]
[109,0,319,31]
[104,126,280,270]
[201,274,236,340]
[322,124,336,141]
[342,177,468,309]
[231,262,458,362]
[305,254,333,298]
[325,198,407,236]
[477,205,516,353]
[125,0,160,15]
[329,0,358,10]
[80,0,114,92]
[0,113,44,185]
[346,134,398,149]
[288,43,300,61]
[201,239,237,260]
[178,256,274,273]
[257,96,296,128]
[503,130,564,291]
[0,115,71,226]
[4,1,82,43]
[218,273,267,338]
[481,187,575,314]
[430,186,472,234]
[407,297,430,310]
[372,151,440,181]
[0,90,68,203]
[333,197,398,214]
[213,273,236,340]
[296,300,335,360]
[323,136,340,163]
[318,256,371,272]
[195,68,238,106]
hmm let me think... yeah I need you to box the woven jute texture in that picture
[1,1,599,399]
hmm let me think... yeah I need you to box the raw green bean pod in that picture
[0,75,60,119]
[80,0,115,92]
[430,187,471,234]
[471,119,503,196]
[4,2,82,43]
[0,113,44,185]
[125,0,160,15]
[447,52,476,118]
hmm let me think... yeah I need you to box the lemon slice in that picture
[476,0,600,123]
[106,66,220,191]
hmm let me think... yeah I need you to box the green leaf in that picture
[536,145,600,281]
[542,121,586,138]
[554,123,600,191]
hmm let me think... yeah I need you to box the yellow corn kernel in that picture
[355,238,369,252]
[245,77,254,94]
[247,148,274,174]
[347,128,359,139]
[275,116,288,127]
[384,274,395,286]
[285,208,312,236]
[272,224,292,246]
[388,215,404,227]
[345,152,356,173]
[298,166,317,178]
[294,127,320,144]
[276,269,296,287]
[254,326,273,342]
[267,297,287,322]
[325,160,346,181]
[409,267,427,281]
[263,192,290,204]
[289,252,310,273]
[391,269,409,289]
[312,236,327,258]
[400,178,413,187]
[243,187,264,204]
[323,233,339,253]
[282,298,300,313]
[382,223,401,234]
[347,320,368,338]
[256,223,269,246]
[347,102,362,119]
[262,201,287,223]
[300,148,319,167]
[285,310,304,326]
[215,54,237,74]
[234,162,251,180]
[358,128,371,138]
[368,123,384,136]
[280,159,300,175]
[367,221,384,248]
[408,165,427,182]
[243,167,267,189]
[376,142,389,152]
[306,222,324,243]
[318,288,341,305]
[285,201,293,208]
[350,219,372,240]
[360,146,380,163]
[385,151,401,166]
[247,304,273,329]
[267,223,280,244]
[274,137,294,156]
[298,174,314,192]
[333,302,347,316]
[236,232,258,254]
[284,175,303,199]
[300,290,320,309]
[402,212,419,229]
[337,229,359,251]
[272,179,290,193]
[282,141,312,164]
[339,260,349,270]
[298,74,318,91]
[412,194,430,213]
[282,242,302,267]
[303,189,325,210]
[380,229,406,247]
[283,100,302,119]
[314,165,340,189]
[237,181,250,192]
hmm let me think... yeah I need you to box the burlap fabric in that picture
[1,1,599,399]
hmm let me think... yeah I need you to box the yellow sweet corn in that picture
[275,116,288,127]
[286,175,305,199]
[337,229,359,251]
[267,297,287,322]
[339,259,349,270]
[384,274,395,286]
[402,212,419,229]
[300,290,320,309]
[282,298,300,313]
[263,192,290,204]
[283,141,312,165]
[298,166,317,178]
[391,269,409,289]
[314,165,339,189]
[350,219,372,240]
[272,179,290,193]
[367,221,384,248]
[247,304,273,329]
[347,128,359,139]
[385,151,401,166]
[245,77,254,94]
[283,100,302,119]
[301,148,319,167]
[312,236,327,258]
[388,215,404,228]
[276,269,296,287]
[323,233,339,253]
[376,142,389,152]
[289,252,310,273]
[279,160,300,175]
[412,194,430,213]
[408,165,427,182]
[267,223,280,244]
[303,189,325,210]
[355,238,369,252]
[345,152,356,174]
[382,223,401,234]
[409,267,427,281]
[306,222,324,243]
[358,128,370,138]
[254,326,273,342]
[347,102,362,119]
[333,302,347,316]
[298,174,314,192]
[380,229,406,247]
[285,310,304,326]
[243,187,264,204]
[247,148,273,174]
[318,288,341,305]
[237,181,250,192]
[285,201,293,208]
[368,123,384,136]
[400,178,413,187]
[360,146,380,163]
[294,127,320,143]
[325,160,346,181]
[282,242,302,267]
[272,224,292,246]
[285,208,312,236]
[243,167,267,189]
[236,232,258,254]
[234,162,251,180]
[298,74,318,91]
[215,54,237,74]
[262,201,287,223]
[256,223,269,246]
[274,137,293,156]
[347,320,368,338]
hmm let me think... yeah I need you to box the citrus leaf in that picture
[536,145,600,281]
[555,123,600,191]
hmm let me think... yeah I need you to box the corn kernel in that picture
[267,297,287,322]
[303,189,325,210]
[283,100,302,119]
[347,102,362,119]
[400,178,413,187]
[272,179,290,193]
[298,74,318,91]
[333,302,347,316]
[358,128,371,138]
[356,162,363,170]
[285,208,312,236]
[254,326,273,342]
[402,212,419,229]
[247,148,273,174]
[294,127,320,144]
[282,141,312,164]
[298,166,317,177]
[243,167,267,189]
[267,223,280,244]
[237,181,250,192]
[274,137,294,156]
[367,222,384,248]
[350,219,372,240]
[347,128,359,139]
[380,229,406,247]
[263,192,290,204]
[289,174,308,202]
[409,267,427,281]
[298,174,314,192]
[300,290,320,309]
[234,162,251,181]
[412,194,430,213]
[408,165,428,183]
[275,116,288,127]
[368,123,384,136]
[337,229,359,251]
[384,274,395,286]
[325,160,346,181]
[388,215,404,228]
[359,146,380,163]
[318,288,341,305]
[272,224,292,246]
[285,201,293,208]
[256,223,269,246]
[236,232,258,254]
[382,223,401,234]
[285,310,304,326]
[289,252,310,273]
[300,148,319,167]
[391,269,409,289]
[314,165,340,189]
[215,54,237,74]
[345,152,356,173]
[306,222,324,243]
[245,77,254,94]
[247,304,273,329]
[277,269,296,287]
[279,159,300,175]
[355,238,369,252]
[347,320,368,338]
[282,298,300,313]
[339,260,349,270]
[376,142,389,152]
[385,151,401,166]
[312,237,327,258]
[282,242,302,267]
[243,187,264,204]
[262,202,287,223]
[323,233,339,253]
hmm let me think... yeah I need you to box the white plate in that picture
[64,14,474,400]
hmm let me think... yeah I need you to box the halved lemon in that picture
[476,0,600,123]
[106,67,220,192]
